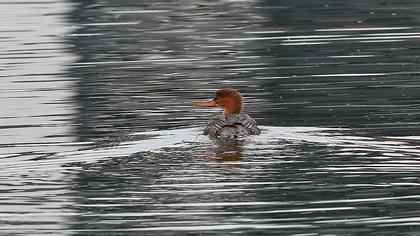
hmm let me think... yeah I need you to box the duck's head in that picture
[194,88,243,115]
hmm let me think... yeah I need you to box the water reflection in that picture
[207,139,245,162]
[67,0,273,143]
[0,1,79,155]
[66,0,420,144]
[0,1,79,235]
[2,0,420,235]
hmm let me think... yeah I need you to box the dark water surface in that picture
[2,0,420,235]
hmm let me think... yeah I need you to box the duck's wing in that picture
[204,115,226,136]
[236,114,261,135]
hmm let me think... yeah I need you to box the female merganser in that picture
[194,88,261,138]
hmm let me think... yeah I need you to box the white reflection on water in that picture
[0,1,78,235]
[0,0,78,155]
[16,125,417,170]
[1,124,417,176]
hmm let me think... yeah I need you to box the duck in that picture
[194,88,261,139]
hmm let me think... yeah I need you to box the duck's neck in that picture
[223,98,243,115]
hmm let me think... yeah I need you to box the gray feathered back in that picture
[204,113,260,139]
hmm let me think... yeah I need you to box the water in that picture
[1,0,420,235]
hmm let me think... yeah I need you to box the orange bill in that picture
[193,101,218,107]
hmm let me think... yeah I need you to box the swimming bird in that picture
[194,88,261,139]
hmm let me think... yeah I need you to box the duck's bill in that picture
[193,101,217,107]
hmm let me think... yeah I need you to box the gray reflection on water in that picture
[66,0,420,143]
[257,0,420,134]
[68,0,272,142]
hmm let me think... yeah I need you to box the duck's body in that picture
[204,113,260,139]
[194,88,261,139]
